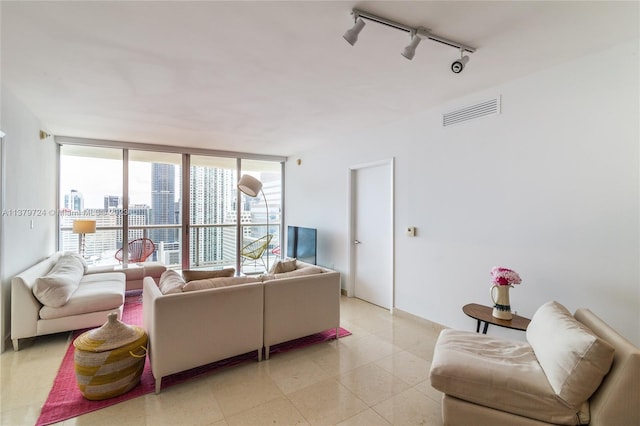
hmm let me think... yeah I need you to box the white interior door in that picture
[352,161,393,309]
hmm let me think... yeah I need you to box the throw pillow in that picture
[270,258,297,274]
[274,266,324,279]
[182,268,235,282]
[182,276,261,292]
[526,300,615,408]
[158,270,185,294]
[64,251,89,273]
[33,253,85,307]
[259,273,277,282]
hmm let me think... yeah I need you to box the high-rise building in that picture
[64,189,84,212]
[189,166,237,267]
[104,195,122,210]
[124,204,151,242]
[150,163,177,245]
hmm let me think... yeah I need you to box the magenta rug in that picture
[36,293,350,426]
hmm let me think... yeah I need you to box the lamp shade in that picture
[72,219,96,234]
[237,174,262,197]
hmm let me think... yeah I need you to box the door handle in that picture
[354,240,361,245]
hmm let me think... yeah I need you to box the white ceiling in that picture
[1,1,638,156]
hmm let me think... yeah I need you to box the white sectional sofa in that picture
[142,260,341,393]
[11,252,126,351]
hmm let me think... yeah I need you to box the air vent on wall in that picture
[442,96,501,127]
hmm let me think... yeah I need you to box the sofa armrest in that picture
[142,276,162,342]
[11,276,41,340]
[575,308,640,426]
[264,271,340,349]
[10,253,62,343]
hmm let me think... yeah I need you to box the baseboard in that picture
[392,307,448,333]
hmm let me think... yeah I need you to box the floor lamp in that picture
[72,219,96,259]
[237,174,270,271]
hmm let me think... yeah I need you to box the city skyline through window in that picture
[59,145,283,272]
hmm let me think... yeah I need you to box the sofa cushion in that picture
[526,301,615,408]
[158,270,185,294]
[182,275,261,292]
[274,266,324,279]
[39,272,125,319]
[430,329,590,424]
[33,253,85,307]
[182,268,235,282]
[269,258,296,274]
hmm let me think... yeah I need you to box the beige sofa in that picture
[11,252,126,351]
[87,261,166,291]
[263,263,341,359]
[142,261,341,393]
[430,301,640,425]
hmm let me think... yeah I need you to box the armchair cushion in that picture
[33,253,85,307]
[430,329,589,424]
[526,301,615,408]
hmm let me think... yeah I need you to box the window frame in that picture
[56,136,286,271]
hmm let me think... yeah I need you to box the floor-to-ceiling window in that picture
[129,151,182,267]
[58,139,284,272]
[238,159,282,274]
[59,145,123,266]
[189,156,237,269]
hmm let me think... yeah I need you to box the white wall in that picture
[285,40,640,345]
[0,87,57,351]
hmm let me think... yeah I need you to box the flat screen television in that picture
[287,226,317,265]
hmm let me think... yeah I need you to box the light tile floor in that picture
[1,296,445,425]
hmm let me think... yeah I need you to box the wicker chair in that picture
[115,238,156,263]
[241,234,273,271]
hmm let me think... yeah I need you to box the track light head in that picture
[401,33,422,60]
[451,54,470,73]
[343,18,366,46]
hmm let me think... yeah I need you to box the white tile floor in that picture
[1,296,445,425]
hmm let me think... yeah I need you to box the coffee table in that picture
[462,303,531,334]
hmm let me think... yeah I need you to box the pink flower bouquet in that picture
[490,267,522,286]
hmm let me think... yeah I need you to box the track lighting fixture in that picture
[344,9,475,71]
[343,18,366,46]
[451,50,470,73]
[401,32,423,60]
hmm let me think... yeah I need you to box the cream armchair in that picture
[429,301,640,425]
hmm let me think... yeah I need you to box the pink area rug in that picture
[36,293,350,426]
